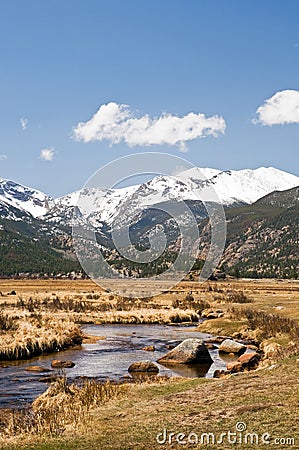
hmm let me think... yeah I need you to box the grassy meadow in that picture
[0,278,298,449]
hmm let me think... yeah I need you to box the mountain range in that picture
[0,166,298,279]
[1,166,299,221]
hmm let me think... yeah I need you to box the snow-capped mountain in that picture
[0,166,299,226]
[0,178,53,218]
[53,166,299,227]
[0,197,34,222]
[55,185,139,225]
[179,166,299,204]
[0,167,299,278]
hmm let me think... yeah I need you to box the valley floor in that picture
[0,278,298,449]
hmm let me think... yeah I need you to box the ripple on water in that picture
[0,324,233,409]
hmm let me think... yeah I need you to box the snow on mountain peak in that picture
[0,178,53,218]
[205,166,299,204]
[55,166,299,226]
[0,166,299,223]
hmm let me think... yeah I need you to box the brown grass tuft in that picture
[0,376,130,438]
[0,315,82,361]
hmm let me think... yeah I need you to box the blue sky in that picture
[0,0,299,197]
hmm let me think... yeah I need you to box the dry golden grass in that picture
[0,376,130,441]
[1,278,298,316]
[0,279,298,449]
[1,358,298,450]
[0,313,82,361]
[1,278,299,359]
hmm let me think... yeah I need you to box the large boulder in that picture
[238,352,259,364]
[219,339,246,355]
[128,361,159,373]
[238,352,260,369]
[226,352,261,373]
[157,339,213,365]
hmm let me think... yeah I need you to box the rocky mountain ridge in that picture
[0,168,298,278]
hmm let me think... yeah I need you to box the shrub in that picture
[172,298,210,313]
[229,307,299,339]
[0,312,18,331]
[225,290,253,304]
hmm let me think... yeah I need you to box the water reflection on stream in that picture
[0,324,236,408]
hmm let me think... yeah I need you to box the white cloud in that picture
[20,117,28,130]
[254,90,299,125]
[72,102,226,150]
[40,147,55,161]
[0,154,7,161]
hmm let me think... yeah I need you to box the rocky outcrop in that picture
[226,352,261,373]
[218,339,246,354]
[238,352,259,365]
[157,339,212,365]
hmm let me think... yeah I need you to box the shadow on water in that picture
[158,362,213,378]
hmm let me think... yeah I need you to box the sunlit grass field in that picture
[0,278,298,449]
